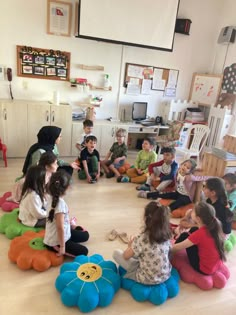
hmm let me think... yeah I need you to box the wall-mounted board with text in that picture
[124,63,179,96]
[16,45,70,81]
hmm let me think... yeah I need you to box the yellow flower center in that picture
[77,263,102,282]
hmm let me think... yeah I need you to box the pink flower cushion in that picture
[159,199,194,218]
[0,191,19,212]
[172,250,230,290]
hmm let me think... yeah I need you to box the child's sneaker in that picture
[137,191,147,198]
[120,176,130,183]
[136,184,150,191]
[106,171,114,178]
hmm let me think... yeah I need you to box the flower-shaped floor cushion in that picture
[0,208,43,239]
[172,250,230,290]
[159,199,194,218]
[119,267,180,305]
[0,191,18,212]
[8,230,63,271]
[55,254,120,313]
[224,233,236,252]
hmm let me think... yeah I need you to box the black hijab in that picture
[22,126,62,175]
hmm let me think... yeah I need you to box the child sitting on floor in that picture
[172,201,226,275]
[222,173,236,221]
[44,170,89,257]
[101,128,128,178]
[78,135,101,183]
[19,165,48,227]
[136,147,178,192]
[75,119,93,154]
[113,201,172,284]
[117,137,157,184]
[138,159,208,211]
[203,177,233,237]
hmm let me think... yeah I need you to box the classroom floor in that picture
[0,158,236,315]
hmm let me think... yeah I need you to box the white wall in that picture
[0,0,227,120]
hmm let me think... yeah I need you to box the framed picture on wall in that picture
[22,65,33,74]
[189,73,223,106]
[47,0,72,37]
[46,67,56,76]
[34,66,45,75]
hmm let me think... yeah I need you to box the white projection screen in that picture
[77,0,180,51]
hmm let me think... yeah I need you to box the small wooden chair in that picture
[0,138,7,167]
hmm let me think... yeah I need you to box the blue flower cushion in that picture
[55,254,121,313]
[0,208,43,239]
[224,233,236,252]
[119,267,180,305]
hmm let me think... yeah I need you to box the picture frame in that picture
[22,65,33,74]
[17,45,70,81]
[34,66,45,75]
[189,73,223,106]
[47,0,72,37]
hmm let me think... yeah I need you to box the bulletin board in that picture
[123,63,179,96]
[188,73,223,106]
[16,45,70,81]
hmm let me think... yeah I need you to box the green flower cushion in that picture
[0,208,43,239]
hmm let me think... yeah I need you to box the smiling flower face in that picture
[55,254,121,313]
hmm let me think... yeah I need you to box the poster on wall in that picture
[189,73,223,106]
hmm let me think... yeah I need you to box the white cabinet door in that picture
[51,105,72,156]
[27,102,51,147]
[99,125,116,157]
[1,101,28,157]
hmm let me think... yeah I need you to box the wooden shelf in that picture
[78,64,104,71]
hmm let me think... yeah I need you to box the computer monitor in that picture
[132,102,148,121]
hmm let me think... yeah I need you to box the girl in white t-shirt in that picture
[19,165,48,227]
[113,201,172,285]
[44,170,89,257]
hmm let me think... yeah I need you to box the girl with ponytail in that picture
[172,201,226,275]
[44,170,89,257]
[113,201,172,284]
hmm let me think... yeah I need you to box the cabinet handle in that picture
[51,110,55,122]
[3,108,7,120]
[111,127,115,137]
[45,110,49,122]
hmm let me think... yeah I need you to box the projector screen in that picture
[77,0,180,51]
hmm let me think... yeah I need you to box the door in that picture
[1,101,28,157]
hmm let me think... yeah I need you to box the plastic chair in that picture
[0,138,7,167]
[175,124,210,165]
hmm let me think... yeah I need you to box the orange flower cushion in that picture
[118,162,131,174]
[159,199,194,218]
[8,230,64,271]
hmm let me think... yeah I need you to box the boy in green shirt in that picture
[117,137,157,184]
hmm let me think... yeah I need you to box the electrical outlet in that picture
[22,81,28,90]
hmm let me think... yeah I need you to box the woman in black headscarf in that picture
[22,126,78,176]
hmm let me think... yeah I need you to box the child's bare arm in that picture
[82,160,91,182]
[55,213,65,256]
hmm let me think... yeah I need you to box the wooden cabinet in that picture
[28,103,72,156]
[0,100,72,157]
[0,100,28,157]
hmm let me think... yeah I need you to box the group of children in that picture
[2,119,236,288]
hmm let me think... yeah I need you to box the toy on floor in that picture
[159,199,194,218]
[224,233,236,252]
[0,191,19,212]
[172,250,230,290]
[55,254,120,313]
[0,208,43,239]
[0,191,12,206]
[232,221,236,230]
[119,266,180,305]
[8,230,63,271]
